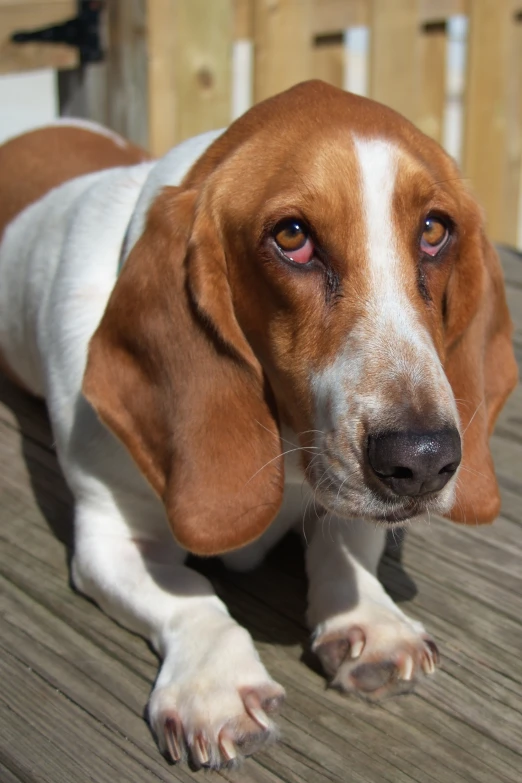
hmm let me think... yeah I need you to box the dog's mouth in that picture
[370,502,434,525]
[306,462,454,525]
[303,428,458,525]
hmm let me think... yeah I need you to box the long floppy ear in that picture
[445,215,517,524]
[82,186,284,555]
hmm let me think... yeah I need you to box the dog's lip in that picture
[371,507,421,523]
[314,480,439,522]
[306,454,450,522]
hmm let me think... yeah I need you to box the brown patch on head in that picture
[185,105,373,435]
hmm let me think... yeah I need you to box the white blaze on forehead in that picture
[310,137,459,480]
[353,136,436,357]
[354,137,398,275]
[348,137,457,418]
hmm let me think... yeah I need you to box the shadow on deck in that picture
[0,249,521,783]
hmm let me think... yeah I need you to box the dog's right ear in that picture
[83,186,284,555]
[444,213,517,524]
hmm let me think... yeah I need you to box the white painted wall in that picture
[0,69,58,144]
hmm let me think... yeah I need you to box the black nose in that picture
[367,428,461,497]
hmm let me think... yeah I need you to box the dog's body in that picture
[0,83,516,768]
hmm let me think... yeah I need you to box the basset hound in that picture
[0,81,516,769]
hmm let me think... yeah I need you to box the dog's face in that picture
[188,94,488,524]
[85,82,517,554]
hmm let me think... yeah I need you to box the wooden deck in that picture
[0,248,521,783]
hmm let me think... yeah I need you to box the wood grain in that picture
[0,249,521,781]
[369,0,420,125]
[253,0,313,102]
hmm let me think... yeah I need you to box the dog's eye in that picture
[273,219,314,264]
[420,217,449,257]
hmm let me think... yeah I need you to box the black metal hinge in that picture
[11,1,104,65]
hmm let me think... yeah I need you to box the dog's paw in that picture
[312,608,439,699]
[151,683,284,768]
[148,625,285,769]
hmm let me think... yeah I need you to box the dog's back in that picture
[0,121,148,237]
[0,122,150,395]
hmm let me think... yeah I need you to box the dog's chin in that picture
[312,483,454,526]
[369,508,428,527]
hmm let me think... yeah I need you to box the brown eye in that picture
[421,217,449,257]
[275,220,307,251]
[273,219,314,264]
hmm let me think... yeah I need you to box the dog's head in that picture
[83,81,517,554]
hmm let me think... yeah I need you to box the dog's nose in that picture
[367,428,461,497]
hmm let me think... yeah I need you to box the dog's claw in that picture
[350,635,365,660]
[424,638,440,666]
[313,617,441,698]
[219,733,237,762]
[421,638,439,674]
[193,734,210,766]
[398,655,414,681]
[164,717,182,762]
[244,693,270,730]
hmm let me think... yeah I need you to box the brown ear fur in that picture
[445,215,517,524]
[83,187,284,555]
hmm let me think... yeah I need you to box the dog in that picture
[0,81,516,769]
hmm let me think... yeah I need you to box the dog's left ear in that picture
[444,205,517,524]
[83,186,284,555]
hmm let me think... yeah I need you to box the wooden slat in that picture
[369,0,420,124]
[172,0,233,145]
[145,0,176,154]
[419,0,467,24]
[312,37,344,89]
[0,0,72,5]
[104,0,149,148]
[0,1,77,75]
[147,0,233,155]
[234,0,254,39]
[253,0,313,103]
[501,11,522,246]
[0,253,521,781]
[311,0,368,36]
[417,21,447,142]
[311,1,468,39]
[462,0,512,243]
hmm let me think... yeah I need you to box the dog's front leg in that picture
[71,502,284,769]
[306,517,439,697]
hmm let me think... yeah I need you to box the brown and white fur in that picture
[0,83,516,769]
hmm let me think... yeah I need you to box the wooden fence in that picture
[99,0,522,247]
[2,1,521,246]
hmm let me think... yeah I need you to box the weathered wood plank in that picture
[254,0,313,103]
[0,252,521,782]
[312,37,344,89]
[417,20,447,143]
[147,0,233,154]
[369,0,419,125]
[463,0,513,243]
[105,0,149,149]
[311,0,368,35]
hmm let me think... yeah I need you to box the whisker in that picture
[246,446,316,484]
[458,463,489,481]
[461,398,484,437]
[254,418,320,452]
